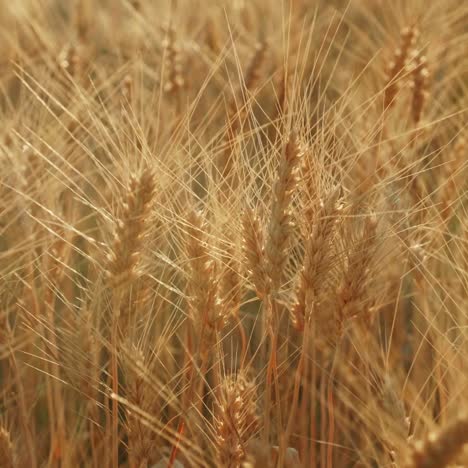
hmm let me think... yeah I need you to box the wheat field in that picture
[0,0,467,467]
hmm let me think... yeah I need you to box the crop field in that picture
[0,1,467,467]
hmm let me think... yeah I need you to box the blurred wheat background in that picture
[0,0,467,467]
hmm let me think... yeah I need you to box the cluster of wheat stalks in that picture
[0,0,467,467]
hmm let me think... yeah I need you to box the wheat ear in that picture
[265,133,302,293]
[186,209,223,337]
[384,25,419,109]
[292,191,340,331]
[0,427,15,468]
[105,167,156,289]
[242,208,270,301]
[336,214,378,335]
[409,50,429,126]
[215,374,259,468]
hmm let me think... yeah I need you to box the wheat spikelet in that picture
[408,413,468,468]
[58,43,81,79]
